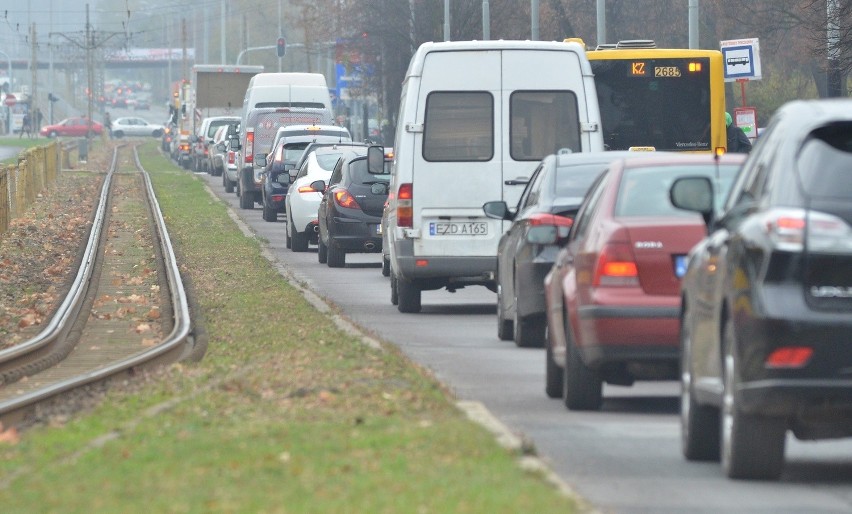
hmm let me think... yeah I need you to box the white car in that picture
[285,146,360,252]
[110,116,165,138]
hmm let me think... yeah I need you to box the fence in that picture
[0,141,73,237]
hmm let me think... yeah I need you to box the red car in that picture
[543,153,746,410]
[39,117,103,138]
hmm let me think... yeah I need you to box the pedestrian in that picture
[34,108,43,135]
[725,112,752,153]
[19,112,31,139]
[104,111,112,139]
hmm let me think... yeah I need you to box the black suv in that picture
[315,146,390,268]
[671,99,852,480]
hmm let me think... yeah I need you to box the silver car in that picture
[110,116,165,138]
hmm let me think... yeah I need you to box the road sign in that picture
[720,38,762,82]
[3,94,15,107]
[734,107,759,142]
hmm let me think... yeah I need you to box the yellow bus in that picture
[581,40,726,153]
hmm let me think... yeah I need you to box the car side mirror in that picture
[289,169,299,183]
[670,176,714,227]
[255,154,267,168]
[216,143,226,152]
[482,200,512,221]
[310,179,326,192]
[367,145,385,174]
[229,138,240,151]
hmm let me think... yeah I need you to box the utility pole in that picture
[30,23,38,132]
[596,0,606,46]
[444,0,450,42]
[688,0,699,49]
[531,0,539,40]
[182,18,188,82]
[482,0,490,40]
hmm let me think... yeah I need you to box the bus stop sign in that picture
[721,38,762,82]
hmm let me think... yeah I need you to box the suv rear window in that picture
[797,123,852,199]
[423,92,494,162]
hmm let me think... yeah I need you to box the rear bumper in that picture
[576,303,680,367]
[329,217,382,253]
[393,239,496,288]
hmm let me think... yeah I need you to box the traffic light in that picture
[277,37,286,58]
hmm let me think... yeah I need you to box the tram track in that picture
[0,145,196,429]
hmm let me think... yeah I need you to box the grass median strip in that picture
[0,141,582,513]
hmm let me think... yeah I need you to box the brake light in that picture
[228,151,235,164]
[245,130,254,163]
[765,347,813,368]
[529,213,573,238]
[334,189,360,209]
[765,208,852,253]
[271,194,286,202]
[397,183,413,228]
[593,243,639,287]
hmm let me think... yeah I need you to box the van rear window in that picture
[510,91,581,160]
[255,102,327,109]
[797,123,852,199]
[423,92,493,162]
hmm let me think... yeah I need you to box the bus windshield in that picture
[590,56,715,152]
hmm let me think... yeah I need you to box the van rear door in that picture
[412,49,502,259]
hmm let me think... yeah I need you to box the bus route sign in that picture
[720,38,762,82]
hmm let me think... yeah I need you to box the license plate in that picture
[429,222,488,236]
[674,255,688,278]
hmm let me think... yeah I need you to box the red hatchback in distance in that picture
[543,153,746,410]
[39,117,103,138]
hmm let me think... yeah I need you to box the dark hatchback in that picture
[672,99,852,480]
[316,146,390,268]
[483,150,665,348]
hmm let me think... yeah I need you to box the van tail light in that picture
[593,243,639,287]
[228,151,235,164]
[765,208,852,254]
[529,213,573,237]
[334,189,361,210]
[245,130,254,163]
[397,183,413,228]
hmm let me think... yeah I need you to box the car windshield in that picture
[315,152,344,170]
[615,163,740,217]
[283,143,310,162]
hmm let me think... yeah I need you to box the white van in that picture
[236,73,333,209]
[385,40,604,313]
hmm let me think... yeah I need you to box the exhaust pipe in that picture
[312,225,320,233]
[364,241,376,250]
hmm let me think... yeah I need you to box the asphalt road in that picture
[194,169,852,513]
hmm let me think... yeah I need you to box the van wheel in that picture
[381,255,390,277]
[223,173,234,193]
[317,238,328,263]
[681,300,721,461]
[327,242,345,268]
[397,276,421,313]
[390,273,399,305]
[239,188,253,209]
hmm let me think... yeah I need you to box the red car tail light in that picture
[228,151,235,164]
[245,130,254,163]
[334,189,361,209]
[593,242,639,287]
[397,183,413,228]
[765,347,813,368]
[528,213,574,242]
[298,185,319,194]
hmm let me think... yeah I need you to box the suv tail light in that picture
[593,242,639,287]
[766,208,852,253]
[397,183,413,228]
[245,130,254,163]
[334,189,361,210]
